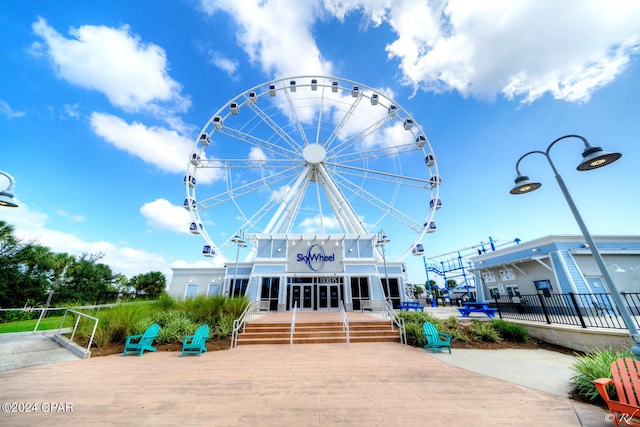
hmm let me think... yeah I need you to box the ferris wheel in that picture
[184,76,441,261]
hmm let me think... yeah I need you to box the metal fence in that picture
[493,292,640,330]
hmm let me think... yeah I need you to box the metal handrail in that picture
[290,301,298,348]
[383,300,406,345]
[339,300,350,347]
[231,301,255,349]
[57,308,100,352]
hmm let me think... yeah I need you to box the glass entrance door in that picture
[290,284,313,310]
[317,284,340,310]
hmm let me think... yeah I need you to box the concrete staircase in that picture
[236,320,400,346]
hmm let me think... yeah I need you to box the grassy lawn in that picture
[0,316,73,333]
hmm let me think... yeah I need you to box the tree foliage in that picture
[0,220,163,308]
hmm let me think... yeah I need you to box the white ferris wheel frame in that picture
[184,76,440,261]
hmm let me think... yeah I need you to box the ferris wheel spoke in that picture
[244,101,304,153]
[328,113,396,158]
[315,164,367,234]
[333,169,424,232]
[196,164,302,209]
[214,126,300,159]
[327,141,420,164]
[323,94,364,151]
[198,159,299,169]
[326,162,430,188]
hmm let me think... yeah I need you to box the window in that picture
[207,283,220,296]
[488,287,499,299]
[345,239,373,258]
[229,278,249,298]
[257,239,286,258]
[482,271,496,283]
[505,285,521,302]
[350,277,369,311]
[260,277,280,311]
[185,283,198,298]
[499,268,516,281]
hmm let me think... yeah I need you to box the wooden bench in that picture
[593,357,640,427]
[181,324,210,356]
[398,301,424,311]
[458,302,498,318]
[122,323,160,357]
[422,321,451,354]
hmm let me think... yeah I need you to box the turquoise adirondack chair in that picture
[122,323,160,357]
[181,325,210,356]
[422,321,452,354]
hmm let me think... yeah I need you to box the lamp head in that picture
[0,192,18,208]
[577,146,621,171]
[0,172,18,208]
[509,175,542,195]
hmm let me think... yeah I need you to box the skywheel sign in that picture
[297,244,335,271]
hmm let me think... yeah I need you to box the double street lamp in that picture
[0,171,18,208]
[510,134,639,359]
[231,232,247,298]
[376,230,391,304]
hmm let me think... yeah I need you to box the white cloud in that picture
[2,203,170,278]
[202,1,640,104]
[299,215,342,233]
[31,17,190,115]
[382,0,640,103]
[211,52,240,77]
[140,198,192,234]
[56,209,86,223]
[0,100,25,119]
[89,112,223,184]
[199,0,333,77]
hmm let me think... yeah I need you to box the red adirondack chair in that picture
[593,357,640,427]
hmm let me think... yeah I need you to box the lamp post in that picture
[376,230,391,305]
[230,231,246,297]
[0,171,19,208]
[510,134,640,359]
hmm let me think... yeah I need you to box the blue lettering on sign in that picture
[296,244,335,271]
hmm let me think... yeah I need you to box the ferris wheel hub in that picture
[302,143,326,164]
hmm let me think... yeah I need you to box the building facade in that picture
[168,233,409,311]
[470,235,640,302]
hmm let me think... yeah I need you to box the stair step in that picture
[236,319,400,346]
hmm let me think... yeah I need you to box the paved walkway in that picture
[0,310,612,426]
[0,332,80,372]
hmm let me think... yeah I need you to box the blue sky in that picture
[1,0,639,284]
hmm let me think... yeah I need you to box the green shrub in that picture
[155,293,178,311]
[404,321,427,347]
[224,297,250,318]
[570,348,635,402]
[469,321,501,342]
[213,313,236,339]
[180,295,228,323]
[490,319,529,343]
[157,315,198,344]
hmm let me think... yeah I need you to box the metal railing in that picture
[231,301,255,349]
[57,308,99,353]
[0,306,99,354]
[383,300,406,345]
[290,301,298,348]
[339,300,350,347]
[493,292,640,330]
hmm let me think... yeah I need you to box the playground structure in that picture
[422,237,521,303]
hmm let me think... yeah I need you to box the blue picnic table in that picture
[458,302,498,318]
[398,301,424,311]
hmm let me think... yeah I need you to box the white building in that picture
[168,233,409,311]
[470,235,640,302]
